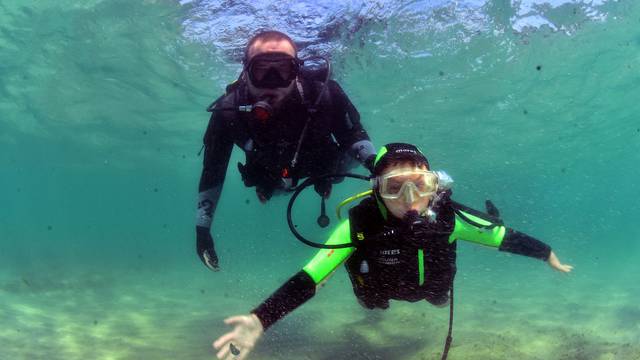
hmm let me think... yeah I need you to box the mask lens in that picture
[414,172,438,195]
[379,170,438,199]
[251,61,293,81]
[250,62,271,82]
[248,53,298,88]
[385,177,405,196]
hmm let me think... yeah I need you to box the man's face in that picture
[245,39,297,108]
[379,162,435,220]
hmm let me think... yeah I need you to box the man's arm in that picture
[326,81,376,171]
[196,109,234,270]
[251,220,355,330]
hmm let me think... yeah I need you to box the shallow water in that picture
[1,0,639,359]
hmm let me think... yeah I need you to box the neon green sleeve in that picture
[302,220,355,285]
[448,210,506,248]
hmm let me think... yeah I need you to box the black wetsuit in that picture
[196,75,375,266]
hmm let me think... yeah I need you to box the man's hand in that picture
[196,226,219,271]
[200,247,219,271]
[547,251,573,273]
[213,314,264,360]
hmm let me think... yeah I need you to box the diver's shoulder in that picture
[206,81,244,116]
[217,91,237,108]
[349,196,379,218]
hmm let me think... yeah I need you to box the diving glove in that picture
[351,140,376,173]
[196,226,219,271]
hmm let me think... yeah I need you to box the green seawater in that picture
[1,1,639,359]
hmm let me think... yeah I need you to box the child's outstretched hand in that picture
[213,314,264,360]
[547,251,573,273]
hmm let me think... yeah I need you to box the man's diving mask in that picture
[375,168,439,202]
[246,52,300,89]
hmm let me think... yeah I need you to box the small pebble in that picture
[230,343,240,356]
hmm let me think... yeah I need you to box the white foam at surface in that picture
[178,0,613,56]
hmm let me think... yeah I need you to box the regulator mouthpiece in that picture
[252,100,273,122]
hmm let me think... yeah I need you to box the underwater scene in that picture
[1,0,639,359]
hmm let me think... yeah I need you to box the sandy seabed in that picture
[1,267,638,360]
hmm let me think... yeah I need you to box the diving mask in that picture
[376,168,439,201]
[247,52,300,89]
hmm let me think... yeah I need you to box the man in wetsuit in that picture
[211,143,573,360]
[196,30,376,271]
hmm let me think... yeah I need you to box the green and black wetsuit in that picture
[252,196,551,330]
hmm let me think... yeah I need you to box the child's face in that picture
[378,162,435,220]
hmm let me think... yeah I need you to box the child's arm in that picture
[450,210,573,272]
[212,221,355,360]
[547,251,573,272]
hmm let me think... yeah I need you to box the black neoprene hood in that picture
[372,143,430,176]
